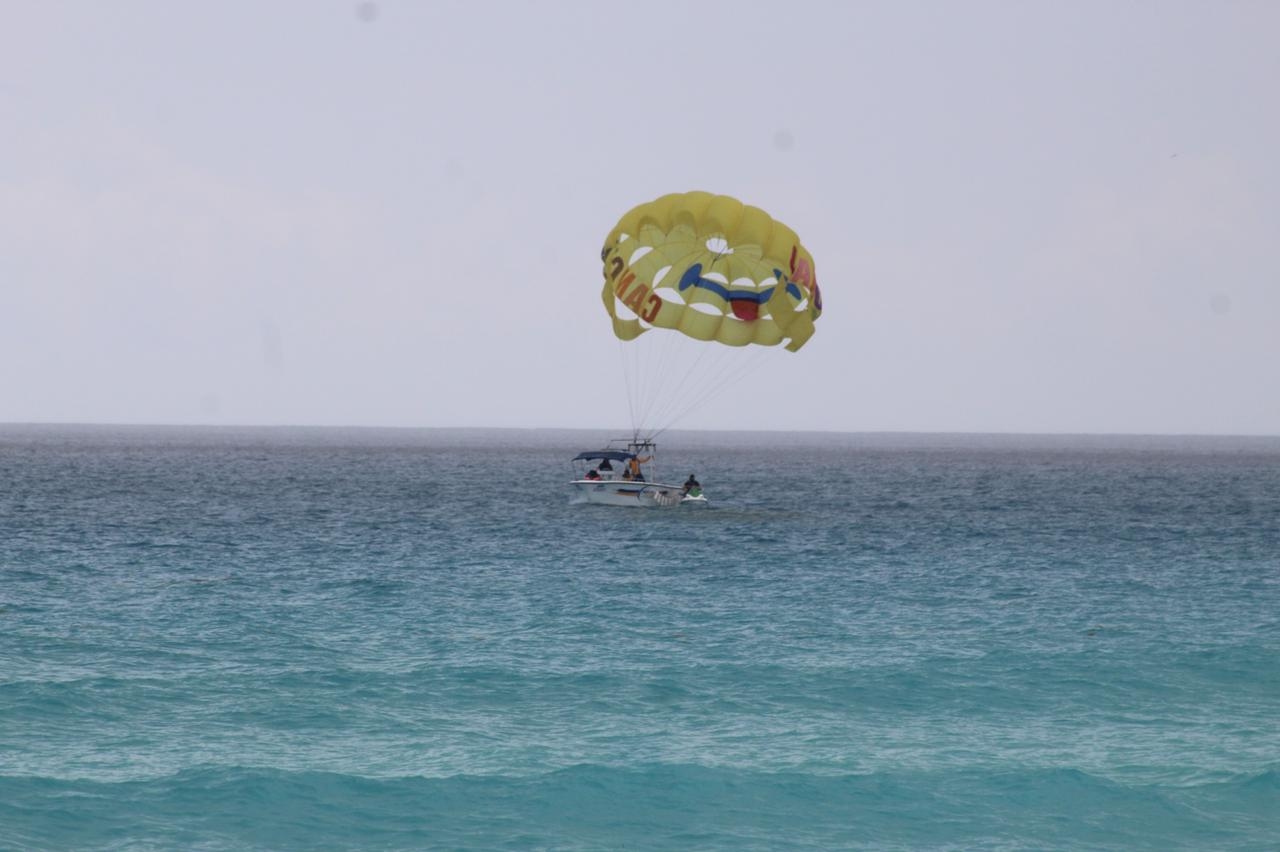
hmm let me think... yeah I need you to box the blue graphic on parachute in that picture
[676,264,805,322]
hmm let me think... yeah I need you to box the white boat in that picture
[569,440,707,508]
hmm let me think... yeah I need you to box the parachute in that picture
[600,191,821,435]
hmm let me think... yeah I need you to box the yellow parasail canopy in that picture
[600,191,822,352]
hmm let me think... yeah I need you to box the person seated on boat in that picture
[584,468,601,481]
[597,458,614,478]
[620,467,633,481]
[682,473,701,495]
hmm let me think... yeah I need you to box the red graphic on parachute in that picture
[789,246,821,312]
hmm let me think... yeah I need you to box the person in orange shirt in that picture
[626,454,651,481]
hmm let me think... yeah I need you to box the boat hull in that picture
[569,480,703,508]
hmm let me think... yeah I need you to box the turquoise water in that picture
[2,424,1278,850]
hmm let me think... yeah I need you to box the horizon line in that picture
[2,420,1278,441]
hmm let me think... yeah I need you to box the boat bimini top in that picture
[572,450,637,462]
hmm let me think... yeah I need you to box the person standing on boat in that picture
[627,454,650,481]
[597,457,614,478]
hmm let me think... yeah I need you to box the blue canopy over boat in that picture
[573,450,636,462]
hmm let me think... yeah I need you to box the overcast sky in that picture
[2,1,1277,435]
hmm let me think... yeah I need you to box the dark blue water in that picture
[2,425,1278,849]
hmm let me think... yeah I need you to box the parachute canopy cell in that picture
[600,191,821,352]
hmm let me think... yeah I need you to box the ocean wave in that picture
[2,764,1277,851]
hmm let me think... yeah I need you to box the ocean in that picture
[2,424,1278,850]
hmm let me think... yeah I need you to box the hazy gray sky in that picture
[3,1,1277,434]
